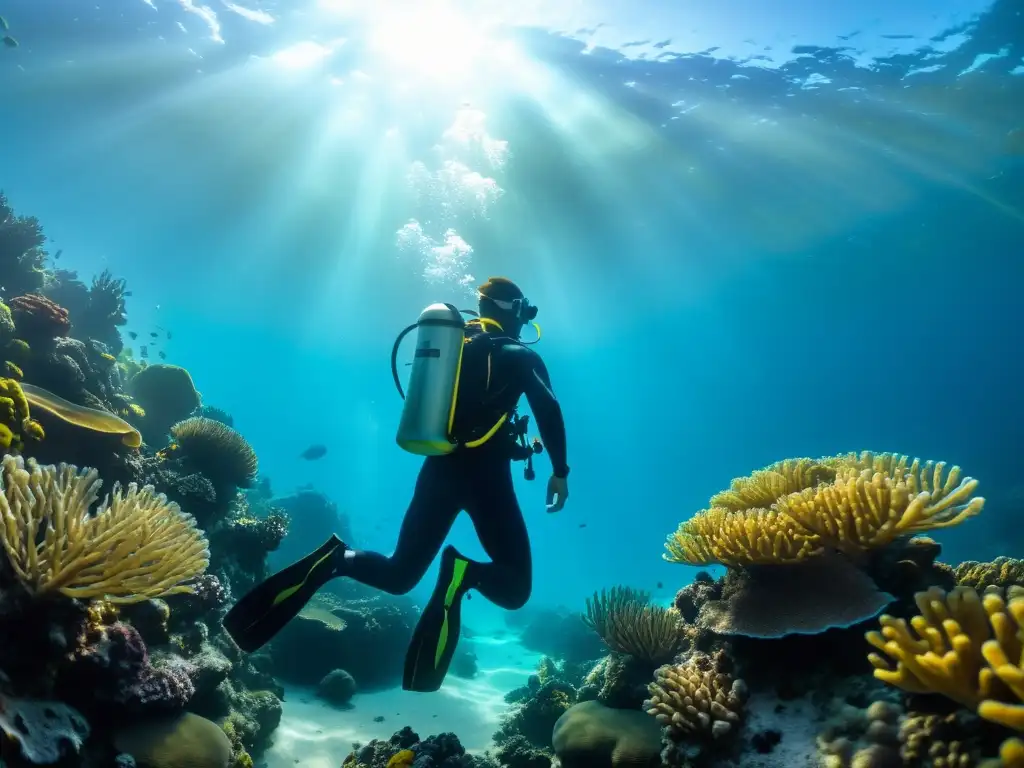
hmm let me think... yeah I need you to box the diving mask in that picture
[483,294,539,324]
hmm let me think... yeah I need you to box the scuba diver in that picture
[223,276,570,693]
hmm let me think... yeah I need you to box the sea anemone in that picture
[169,417,258,489]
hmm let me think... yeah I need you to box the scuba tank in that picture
[393,303,467,456]
[391,299,544,473]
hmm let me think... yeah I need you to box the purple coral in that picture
[64,621,196,714]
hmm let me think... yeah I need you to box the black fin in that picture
[223,535,346,653]
[403,546,472,693]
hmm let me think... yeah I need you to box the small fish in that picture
[300,444,328,460]
[53,249,62,260]
[158,351,167,360]
[578,523,586,528]
[150,332,159,338]
[656,581,663,589]
[140,345,149,359]
[166,331,173,340]
[3,35,17,48]
[128,331,138,340]
[373,716,385,723]
[0,16,8,31]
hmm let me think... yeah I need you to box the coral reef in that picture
[496,676,578,751]
[956,558,1024,591]
[0,194,286,768]
[0,192,47,297]
[343,727,497,768]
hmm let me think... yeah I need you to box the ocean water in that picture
[1,0,1023,765]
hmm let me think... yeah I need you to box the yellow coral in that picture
[0,377,45,452]
[709,458,836,512]
[999,739,1024,768]
[774,465,984,554]
[663,451,984,567]
[386,750,415,768]
[664,506,822,566]
[643,657,747,739]
[866,585,1024,761]
[956,558,1024,591]
[0,454,209,603]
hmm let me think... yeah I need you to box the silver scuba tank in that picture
[395,303,467,456]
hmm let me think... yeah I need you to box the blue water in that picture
[2,0,1022,623]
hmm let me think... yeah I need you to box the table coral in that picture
[663,451,985,567]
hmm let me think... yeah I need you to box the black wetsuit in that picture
[343,329,569,610]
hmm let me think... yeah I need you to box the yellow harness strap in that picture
[459,318,509,448]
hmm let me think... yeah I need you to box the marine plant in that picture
[583,585,687,663]
[0,454,209,604]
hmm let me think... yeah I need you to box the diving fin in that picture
[223,534,348,653]
[403,546,474,693]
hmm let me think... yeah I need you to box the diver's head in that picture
[478,276,538,338]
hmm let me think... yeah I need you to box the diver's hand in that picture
[546,474,569,513]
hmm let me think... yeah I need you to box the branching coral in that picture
[643,654,748,740]
[866,585,1024,760]
[0,377,45,451]
[89,269,129,329]
[0,454,210,604]
[583,586,687,663]
[169,417,258,489]
[663,452,985,566]
[0,191,47,296]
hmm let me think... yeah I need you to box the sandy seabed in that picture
[263,632,542,768]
